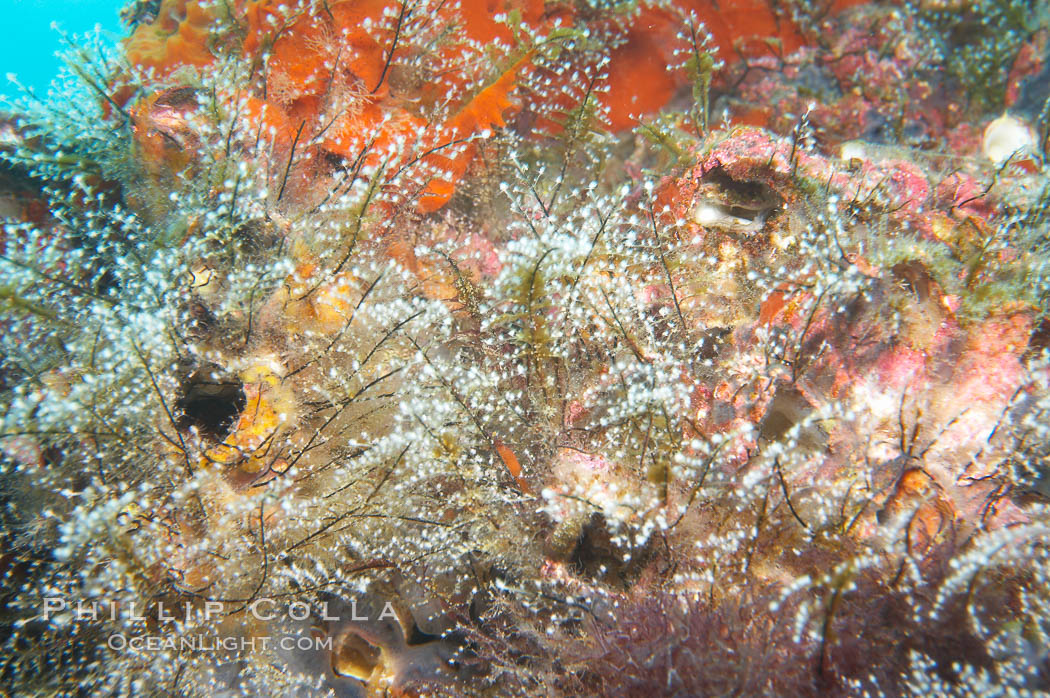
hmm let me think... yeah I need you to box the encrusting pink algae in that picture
[1,0,1050,695]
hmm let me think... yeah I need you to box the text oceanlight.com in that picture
[41,597,397,653]
[106,634,334,652]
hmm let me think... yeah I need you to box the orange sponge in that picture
[125,0,215,75]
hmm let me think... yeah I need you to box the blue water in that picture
[1,0,126,101]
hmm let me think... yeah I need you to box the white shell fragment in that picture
[982,114,1036,165]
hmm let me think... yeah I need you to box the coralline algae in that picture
[1,1,1049,695]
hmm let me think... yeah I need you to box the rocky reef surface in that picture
[1,0,1049,695]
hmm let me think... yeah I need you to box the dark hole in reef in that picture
[121,0,163,29]
[699,167,784,222]
[468,588,489,626]
[891,260,935,303]
[569,513,653,588]
[153,85,198,110]
[405,620,442,646]
[1027,316,1050,356]
[569,514,614,579]
[175,365,246,440]
[95,268,120,296]
[37,442,90,492]
[759,383,816,442]
[232,220,282,256]
[697,326,731,361]
[443,631,482,679]
[759,384,826,451]
[185,298,218,339]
